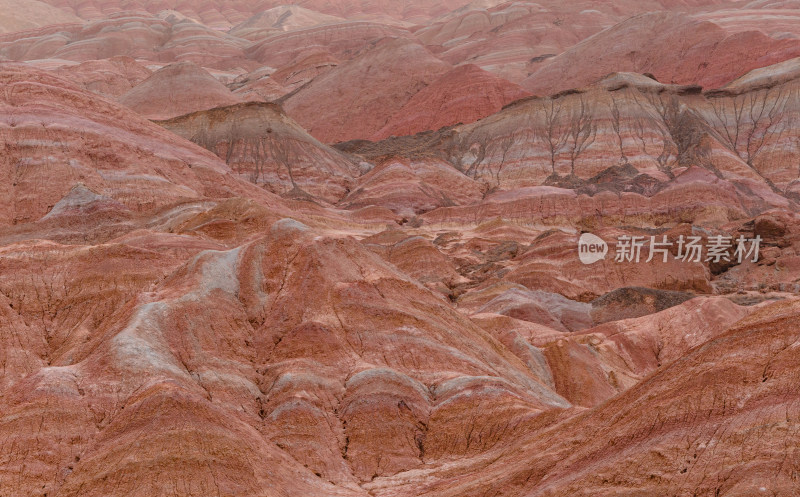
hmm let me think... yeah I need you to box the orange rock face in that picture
[2,2,800,496]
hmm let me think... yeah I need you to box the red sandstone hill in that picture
[244,21,413,73]
[415,1,620,83]
[363,297,800,496]
[35,0,512,25]
[520,11,800,95]
[118,61,244,120]
[0,12,255,69]
[229,5,347,40]
[0,0,80,34]
[282,37,452,143]
[0,63,281,226]
[157,101,363,202]
[371,64,531,140]
[54,56,152,97]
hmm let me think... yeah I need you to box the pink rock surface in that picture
[2,2,800,496]
[118,61,243,120]
[0,0,81,34]
[339,157,483,216]
[229,71,288,101]
[371,64,531,140]
[157,101,362,201]
[282,37,451,143]
[229,5,346,40]
[268,49,340,91]
[36,0,508,24]
[416,1,619,83]
[54,56,152,97]
[0,13,254,69]
[365,298,800,497]
[521,11,800,95]
[0,63,280,225]
[245,21,412,69]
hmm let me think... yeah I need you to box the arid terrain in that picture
[1,1,800,496]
